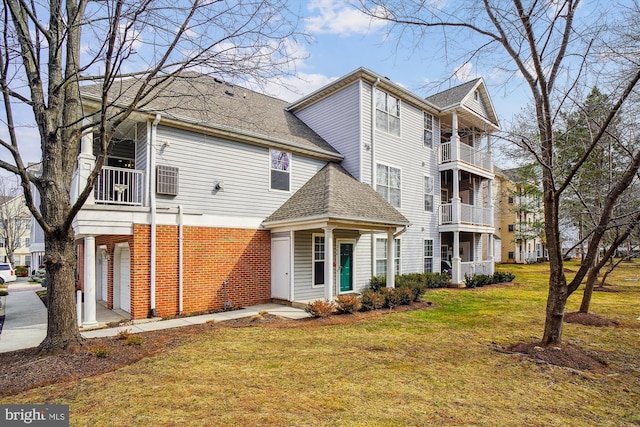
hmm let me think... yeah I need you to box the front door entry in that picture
[339,242,354,293]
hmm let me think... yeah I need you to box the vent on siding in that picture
[156,165,179,196]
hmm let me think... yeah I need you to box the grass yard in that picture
[3,261,639,426]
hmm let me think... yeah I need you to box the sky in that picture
[267,0,531,120]
[0,0,540,173]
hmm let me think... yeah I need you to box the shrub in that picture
[116,329,132,340]
[425,272,450,289]
[465,273,493,288]
[335,294,362,314]
[125,335,144,346]
[397,286,414,305]
[368,275,387,292]
[493,271,515,283]
[396,279,428,302]
[360,289,385,311]
[304,299,335,318]
[91,346,110,358]
[0,290,8,296]
[380,288,404,309]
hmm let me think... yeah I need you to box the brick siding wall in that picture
[81,225,271,320]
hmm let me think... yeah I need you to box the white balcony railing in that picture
[440,202,493,227]
[94,166,144,206]
[461,260,493,278]
[439,141,493,171]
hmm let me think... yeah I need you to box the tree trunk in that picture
[38,226,83,353]
[542,255,568,345]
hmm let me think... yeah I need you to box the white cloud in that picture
[248,72,336,102]
[305,0,387,37]
[453,62,476,81]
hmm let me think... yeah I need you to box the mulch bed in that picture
[564,311,620,327]
[500,342,608,371]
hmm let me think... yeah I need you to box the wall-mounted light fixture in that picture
[215,181,224,190]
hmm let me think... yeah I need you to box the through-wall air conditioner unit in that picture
[156,165,179,196]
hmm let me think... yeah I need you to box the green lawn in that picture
[5,261,640,426]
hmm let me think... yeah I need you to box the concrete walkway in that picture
[0,280,309,353]
[0,283,47,353]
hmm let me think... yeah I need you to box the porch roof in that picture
[262,163,410,230]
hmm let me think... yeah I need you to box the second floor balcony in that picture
[440,141,493,172]
[94,166,144,206]
[440,202,493,227]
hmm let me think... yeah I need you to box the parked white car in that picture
[0,262,17,284]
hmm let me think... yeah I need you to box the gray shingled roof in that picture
[425,78,481,109]
[263,163,410,226]
[80,73,341,158]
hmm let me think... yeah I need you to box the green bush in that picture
[368,275,387,292]
[304,299,335,318]
[397,286,413,305]
[465,273,493,288]
[493,271,515,283]
[360,289,385,311]
[125,335,144,346]
[380,288,404,309]
[0,290,8,296]
[335,294,362,314]
[425,272,450,289]
[91,346,110,358]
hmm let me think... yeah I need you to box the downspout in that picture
[178,204,184,314]
[150,113,161,317]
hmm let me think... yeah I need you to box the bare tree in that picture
[0,176,29,266]
[358,0,640,345]
[0,0,303,353]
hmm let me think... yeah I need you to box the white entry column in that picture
[386,229,395,288]
[83,235,98,327]
[324,227,334,301]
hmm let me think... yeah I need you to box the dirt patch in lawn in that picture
[0,302,432,397]
[564,311,620,326]
[501,342,608,371]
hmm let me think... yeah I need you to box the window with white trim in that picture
[375,89,400,136]
[376,163,401,207]
[313,234,325,287]
[375,238,401,276]
[424,112,434,148]
[424,175,434,212]
[424,239,434,272]
[270,149,291,191]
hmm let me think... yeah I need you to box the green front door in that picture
[339,243,354,293]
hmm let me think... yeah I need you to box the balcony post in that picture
[386,229,395,289]
[74,124,96,205]
[83,235,98,328]
[452,169,461,224]
[452,231,462,286]
[451,111,460,162]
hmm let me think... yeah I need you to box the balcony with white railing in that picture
[439,202,493,227]
[461,260,494,278]
[94,166,144,206]
[439,141,493,172]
